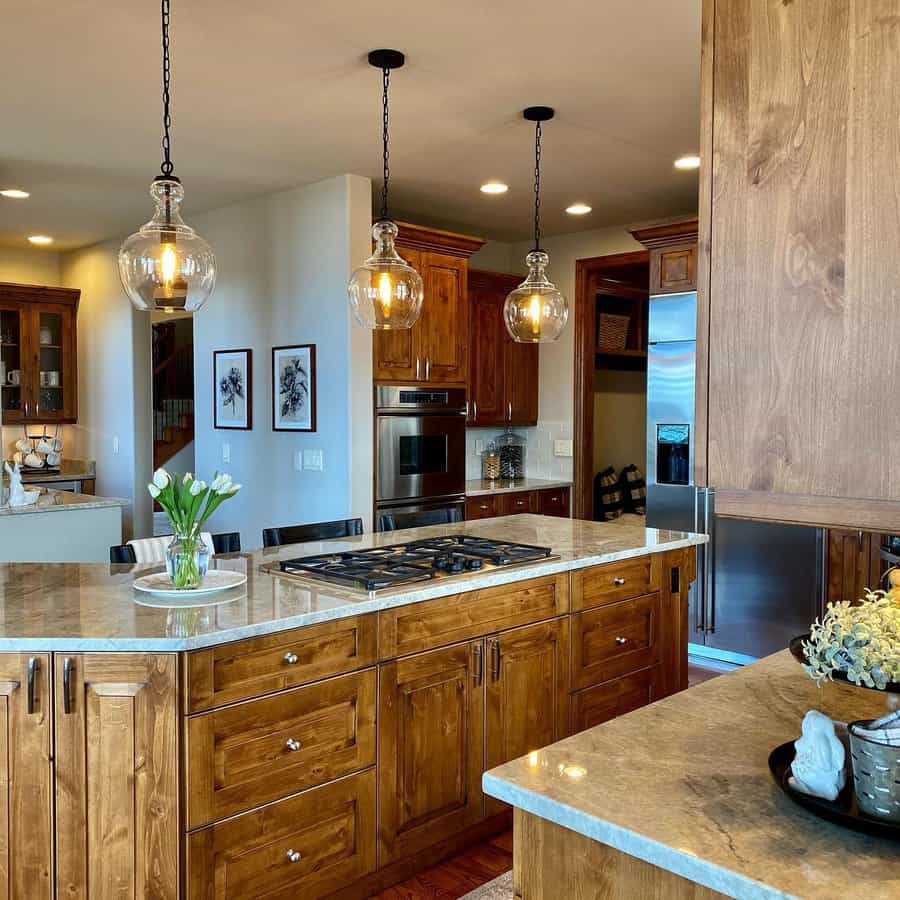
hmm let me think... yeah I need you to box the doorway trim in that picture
[573,250,650,520]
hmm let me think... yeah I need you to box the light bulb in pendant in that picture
[348,221,423,329]
[118,178,216,312]
[504,250,568,343]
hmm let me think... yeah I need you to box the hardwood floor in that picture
[372,830,513,899]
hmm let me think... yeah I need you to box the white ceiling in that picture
[0,1,701,251]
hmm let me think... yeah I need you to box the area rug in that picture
[460,870,513,899]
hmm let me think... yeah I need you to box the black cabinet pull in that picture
[63,657,74,714]
[26,657,38,714]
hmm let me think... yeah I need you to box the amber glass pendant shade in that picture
[503,250,568,343]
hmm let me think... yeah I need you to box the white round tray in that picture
[132,569,247,600]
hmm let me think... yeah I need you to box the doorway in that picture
[573,251,649,520]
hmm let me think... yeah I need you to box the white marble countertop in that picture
[465,477,573,497]
[0,514,704,651]
[0,487,127,518]
[483,652,900,900]
[17,458,95,483]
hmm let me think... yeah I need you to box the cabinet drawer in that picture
[185,614,377,712]
[466,495,500,520]
[570,666,660,734]
[571,594,660,690]
[538,487,570,518]
[499,490,537,515]
[571,555,660,611]
[186,669,376,829]
[378,573,569,658]
[188,768,376,900]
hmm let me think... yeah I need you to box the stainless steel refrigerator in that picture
[645,292,824,665]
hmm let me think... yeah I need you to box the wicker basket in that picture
[597,313,631,352]
[849,721,900,822]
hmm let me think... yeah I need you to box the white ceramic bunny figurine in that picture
[789,709,846,801]
[3,461,27,507]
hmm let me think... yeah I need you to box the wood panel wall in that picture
[699,0,900,529]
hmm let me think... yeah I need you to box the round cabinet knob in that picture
[613,577,626,586]
[285,738,302,752]
[286,849,302,863]
[283,652,299,665]
[615,636,628,645]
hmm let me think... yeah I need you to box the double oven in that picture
[375,385,466,528]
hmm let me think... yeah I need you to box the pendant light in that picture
[118,0,216,313]
[503,107,568,343]
[348,50,423,330]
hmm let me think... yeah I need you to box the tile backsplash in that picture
[466,421,573,482]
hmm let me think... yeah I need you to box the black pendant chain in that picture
[533,120,542,251]
[380,65,391,222]
[160,0,175,178]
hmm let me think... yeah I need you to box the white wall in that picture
[0,247,61,286]
[593,369,647,475]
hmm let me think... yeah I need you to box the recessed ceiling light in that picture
[566,203,592,215]
[480,182,508,195]
[0,189,29,199]
[28,235,53,246]
[674,155,701,170]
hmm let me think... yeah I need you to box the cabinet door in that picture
[54,653,179,899]
[469,293,506,425]
[466,494,500,521]
[373,247,422,382]
[0,654,53,898]
[570,666,660,734]
[29,304,77,422]
[485,620,568,814]
[505,338,539,425]
[499,490,537,515]
[378,641,484,864]
[538,487,570,518]
[0,302,29,424]
[650,244,697,294]
[419,252,467,384]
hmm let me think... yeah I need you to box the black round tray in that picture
[769,741,899,841]
[789,634,900,694]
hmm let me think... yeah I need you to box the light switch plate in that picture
[303,449,324,472]
[554,439,573,458]
[222,443,231,464]
[474,439,485,455]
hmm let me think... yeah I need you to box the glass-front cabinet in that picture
[0,284,79,425]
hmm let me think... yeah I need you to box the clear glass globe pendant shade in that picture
[348,221,424,329]
[503,250,569,343]
[118,178,217,312]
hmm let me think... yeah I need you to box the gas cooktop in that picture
[275,535,556,593]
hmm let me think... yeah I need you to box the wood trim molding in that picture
[395,222,486,258]
[573,251,650,521]
[0,283,80,306]
[715,490,900,532]
[629,218,699,249]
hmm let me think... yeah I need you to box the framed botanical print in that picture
[213,348,252,430]
[272,344,316,432]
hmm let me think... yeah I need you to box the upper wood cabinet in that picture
[630,220,698,295]
[697,0,900,529]
[372,223,484,386]
[468,269,539,426]
[0,283,79,424]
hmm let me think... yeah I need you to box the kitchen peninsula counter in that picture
[483,651,900,900]
[0,513,704,650]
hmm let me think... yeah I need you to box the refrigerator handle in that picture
[706,488,717,634]
[694,488,707,633]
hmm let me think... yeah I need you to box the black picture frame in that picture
[272,344,316,432]
[213,348,253,430]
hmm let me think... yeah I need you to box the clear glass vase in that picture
[165,533,210,590]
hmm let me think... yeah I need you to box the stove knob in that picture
[449,558,465,573]
[467,558,484,570]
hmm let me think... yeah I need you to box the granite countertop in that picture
[18,458,95,483]
[465,477,573,496]
[0,514,705,651]
[483,652,900,900]
[0,487,127,518]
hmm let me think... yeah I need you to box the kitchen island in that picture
[0,514,704,898]
[483,651,900,900]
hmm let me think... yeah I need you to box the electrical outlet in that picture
[113,436,119,455]
[553,439,573,458]
[293,451,302,472]
[222,443,231,464]
[474,439,485,455]
[303,449,324,472]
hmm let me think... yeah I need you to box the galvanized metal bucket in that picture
[849,720,900,822]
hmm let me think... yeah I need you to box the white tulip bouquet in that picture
[147,468,241,588]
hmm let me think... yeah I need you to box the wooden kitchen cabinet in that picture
[0,654,53,899]
[630,220,698,295]
[468,269,539,426]
[467,486,571,520]
[696,0,900,530]
[377,640,486,864]
[485,619,569,814]
[825,529,886,605]
[372,223,484,386]
[0,283,79,425]
[55,653,179,899]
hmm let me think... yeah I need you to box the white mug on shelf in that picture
[8,369,19,386]
[40,371,49,387]
[47,371,60,387]
[36,438,53,454]
[46,451,61,467]
[0,360,5,383]
[39,326,52,346]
